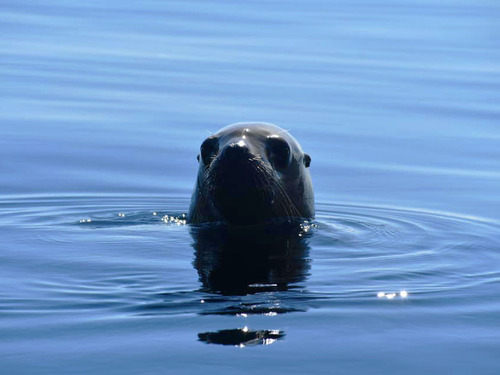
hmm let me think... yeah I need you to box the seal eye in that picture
[200,137,219,166]
[266,137,291,170]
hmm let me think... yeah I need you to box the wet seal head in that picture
[188,122,314,225]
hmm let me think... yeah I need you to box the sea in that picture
[1,1,499,374]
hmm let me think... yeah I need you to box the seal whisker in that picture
[270,178,302,218]
[253,162,300,219]
[251,163,271,206]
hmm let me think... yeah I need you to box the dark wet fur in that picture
[192,154,302,224]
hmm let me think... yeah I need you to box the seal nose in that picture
[220,140,251,162]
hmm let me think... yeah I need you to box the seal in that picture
[188,122,314,225]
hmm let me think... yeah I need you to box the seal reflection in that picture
[191,221,312,296]
[198,328,285,347]
[191,220,313,347]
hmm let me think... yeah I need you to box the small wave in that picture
[1,194,499,319]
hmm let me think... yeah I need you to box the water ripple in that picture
[0,195,499,319]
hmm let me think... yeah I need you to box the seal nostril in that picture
[221,141,250,161]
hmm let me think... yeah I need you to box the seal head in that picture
[188,122,314,225]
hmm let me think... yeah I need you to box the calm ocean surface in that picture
[1,0,500,374]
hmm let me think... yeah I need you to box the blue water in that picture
[1,0,500,373]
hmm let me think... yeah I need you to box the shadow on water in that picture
[190,220,313,347]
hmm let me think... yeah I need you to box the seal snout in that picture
[209,140,275,225]
[211,140,263,189]
[218,140,252,164]
[211,139,262,184]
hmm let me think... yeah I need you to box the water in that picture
[1,0,499,373]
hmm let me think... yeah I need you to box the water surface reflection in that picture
[191,220,313,346]
[198,328,285,347]
[191,221,313,296]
